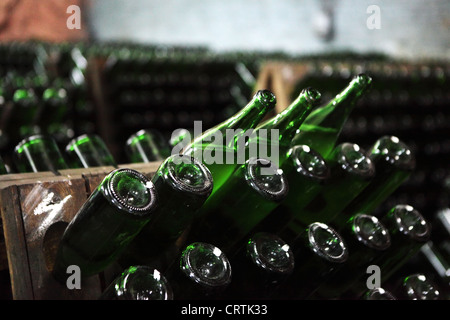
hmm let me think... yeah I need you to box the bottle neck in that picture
[304,74,371,130]
[257,88,321,140]
[224,89,276,131]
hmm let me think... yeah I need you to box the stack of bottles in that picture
[4,72,447,300]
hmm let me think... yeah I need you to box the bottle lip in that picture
[246,232,295,275]
[126,129,157,145]
[117,266,173,300]
[369,135,416,171]
[301,87,322,105]
[180,242,232,288]
[402,273,440,300]
[364,288,396,300]
[254,89,277,109]
[101,168,158,216]
[66,133,103,150]
[307,222,349,263]
[351,214,391,251]
[288,145,330,181]
[352,73,373,88]
[14,134,56,154]
[161,154,213,196]
[389,204,430,241]
[244,157,289,202]
[333,143,375,178]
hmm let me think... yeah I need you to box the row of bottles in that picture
[24,73,447,300]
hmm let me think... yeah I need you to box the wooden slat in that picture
[0,185,34,300]
[17,175,102,299]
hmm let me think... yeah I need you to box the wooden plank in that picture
[17,175,103,299]
[0,185,34,300]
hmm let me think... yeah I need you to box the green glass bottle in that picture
[272,222,348,299]
[99,265,173,300]
[36,87,69,138]
[247,87,322,167]
[13,134,69,174]
[182,90,277,197]
[378,204,431,284]
[402,273,441,300]
[225,232,295,300]
[0,156,9,175]
[291,74,372,158]
[53,168,158,281]
[259,145,330,239]
[342,136,416,216]
[125,129,171,163]
[65,134,117,168]
[166,242,232,300]
[189,157,289,254]
[312,213,391,299]
[288,143,375,227]
[123,154,213,270]
[9,88,40,140]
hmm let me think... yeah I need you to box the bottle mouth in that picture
[117,266,173,300]
[302,87,322,104]
[102,168,158,216]
[163,154,213,196]
[390,204,430,241]
[254,89,277,109]
[288,145,329,181]
[369,136,415,171]
[15,134,52,154]
[353,73,373,88]
[334,143,375,178]
[364,288,396,300]
[351,214,391,251]
[245,158,289,202]
[402,273,440,300]
[180,242,232,288]
[247,232,295,275]
[66,134,104,150]
[307,222,348,263]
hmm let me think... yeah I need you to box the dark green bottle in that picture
[36,87,69,138]
[225,232,295,299]
[182,90,277,197]
[123,154,213,270]
[289,143,375,227]
[13,134,69,174]
[378,204,431,284]
[53,168,158,281]
[291,74,372,158]
[342,135,415,216]
[190,157,289,254]
[247,87,322,167]
[261,145,330,239]
[65,134,117,168]
[9,88,40,140]
[166,242,232,300]
[125,129,171,163]
[99,265,173,300]
[312,213,391,299]
[0,156,9,175]
[397,273,440,300]
[272,222,349,299]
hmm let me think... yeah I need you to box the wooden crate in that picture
[0,162,161,300]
